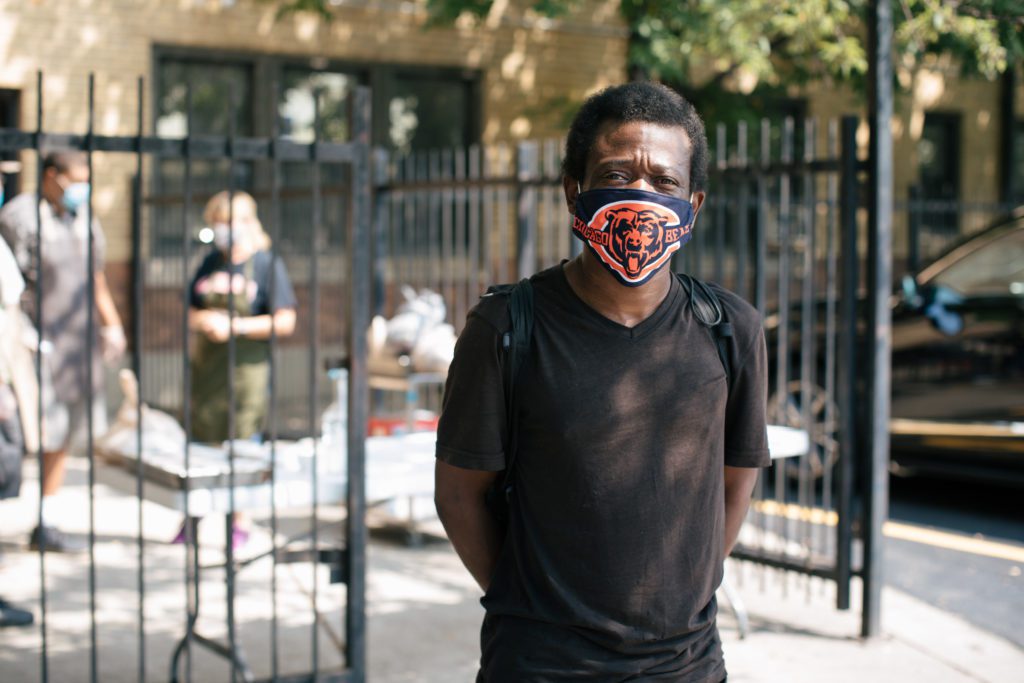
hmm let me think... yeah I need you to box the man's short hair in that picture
[42,151,88,175]
[562,82,709,194]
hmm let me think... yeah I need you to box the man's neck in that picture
[562,254,672,328]
[40,189,66,218]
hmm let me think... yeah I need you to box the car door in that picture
[891,221,1024,424]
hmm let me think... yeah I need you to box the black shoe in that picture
[29,525,87,553]
[0,598,34,627]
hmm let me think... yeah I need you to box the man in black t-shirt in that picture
[435,82,770,682]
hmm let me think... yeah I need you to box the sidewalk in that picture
[1,456,1021,682]
[367,538,1024,683]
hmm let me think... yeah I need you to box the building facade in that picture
[0,0,628,282]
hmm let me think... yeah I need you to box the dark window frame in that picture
[918,111,962,201]
[151,44,481,149]
[147,46,481,259]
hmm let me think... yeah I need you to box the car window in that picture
[930,227,1024,296]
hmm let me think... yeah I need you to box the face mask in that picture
[213,223,233,251]
[213,222,254,253]
[572,187,695,287]
[61,181,90,214]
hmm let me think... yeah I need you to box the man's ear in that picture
[690,190,707,219]
[562,175,579,215]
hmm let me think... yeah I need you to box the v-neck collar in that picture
[552,261,682,340]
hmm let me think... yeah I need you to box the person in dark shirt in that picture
[434,82,770,682]
[173,190,297,548]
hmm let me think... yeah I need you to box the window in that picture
[152,57,255,256]
[383,71,475,153]
[279,68,356,143]
[150,50,480,255]
[931,226,1024,296]
[916,112,961,237]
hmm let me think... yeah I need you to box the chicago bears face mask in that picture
[572,187,695,287]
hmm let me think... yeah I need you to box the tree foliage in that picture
[424,0,1021,86]
[266,0,1022,123]
[267,1,1021,85]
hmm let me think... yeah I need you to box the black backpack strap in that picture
[482,278,533,513]
[676,273,733,389]
[500,278,533,487]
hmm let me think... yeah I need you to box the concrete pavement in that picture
[1,455,1021,682]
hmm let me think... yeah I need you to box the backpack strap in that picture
[482,278,533,512]
[675,273,734,389]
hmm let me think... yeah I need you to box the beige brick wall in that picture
[0,0,628,264]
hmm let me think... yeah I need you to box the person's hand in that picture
[100,324,127,363]
[200,311,231,343]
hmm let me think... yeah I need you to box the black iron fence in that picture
[0,73,371,682]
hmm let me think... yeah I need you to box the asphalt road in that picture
[886,474,1024,648]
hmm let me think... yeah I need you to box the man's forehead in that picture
[60,163,90,180]
[593,120,691,152]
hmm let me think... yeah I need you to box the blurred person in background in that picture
[172,190,297,549]
[0,151,125,553]
[0,231,36,626]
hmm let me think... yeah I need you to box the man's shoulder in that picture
[468,285,514,333]
[468,264,562,333]
[0,193,38,230]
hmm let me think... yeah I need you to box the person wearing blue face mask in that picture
[435,82,770,682]
[0,151,126,553]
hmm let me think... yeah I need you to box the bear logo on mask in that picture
[606,207,671,279]
[572,188,694,287]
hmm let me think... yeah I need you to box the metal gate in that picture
[0,72,371,682]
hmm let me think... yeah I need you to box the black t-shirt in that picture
[189,249,297,315]
[436,263,769,681]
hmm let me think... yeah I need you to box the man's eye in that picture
[603,171,629,181]
[656,177,680,187]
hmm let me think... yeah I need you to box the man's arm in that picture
[435,460,503,592]
[94,270,127,361]
[723,465,759,555]
[94,270,122,329]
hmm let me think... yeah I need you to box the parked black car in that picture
[889,209,1024,486]
[765,208,1024,487]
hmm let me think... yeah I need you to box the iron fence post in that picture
[33,68,49,683]
[907,184,920,275]
[371,148,390,317]
[346,85,372,683]
[130,74,147,683]
[863,0,894,639]
[836,115,859,612]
